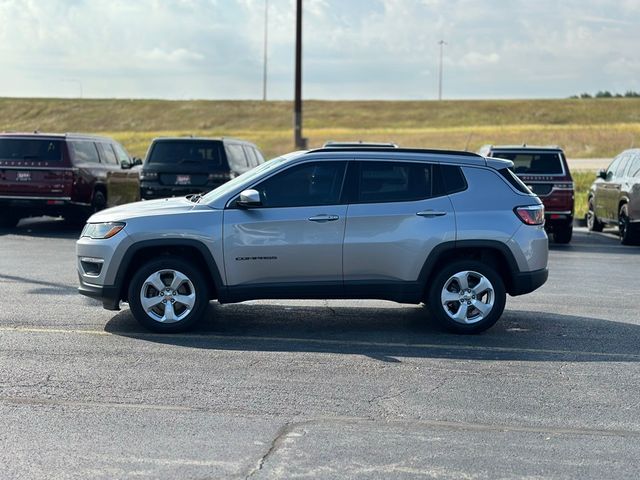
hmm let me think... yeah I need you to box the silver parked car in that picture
[587,148,640,245]
[77,147,548,334]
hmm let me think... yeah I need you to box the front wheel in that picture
[427,260,506,334]
[128,258,209,332]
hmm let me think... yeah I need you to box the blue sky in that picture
[0,0,638,100]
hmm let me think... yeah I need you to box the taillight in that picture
[552,182,574,191]
[515,205,545,225]
[140,171,158,181]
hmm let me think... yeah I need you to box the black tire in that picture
[619,204,640,246]
[586,197,604,232]
[427,260,506,334]
[92,190,107,213]
[128,257,209,333]
[553,224,573,244]
[0,213,20,228]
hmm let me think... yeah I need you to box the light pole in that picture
[262,0,269,101]
[438,40,446,101]
[294,0,305,149]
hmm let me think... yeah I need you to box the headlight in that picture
[81,222,126,239]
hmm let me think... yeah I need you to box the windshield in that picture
[200,153,296,204]
[492,151,564,175]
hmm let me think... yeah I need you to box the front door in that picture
[223,161,348,291]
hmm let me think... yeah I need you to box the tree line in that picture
[570,90,640,99]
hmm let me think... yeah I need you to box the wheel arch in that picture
[419,241,520,297]
[114,239,224,303]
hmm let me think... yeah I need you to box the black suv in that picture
[140,137,265,200]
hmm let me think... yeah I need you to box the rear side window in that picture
[98,143,118,165]
[356,162,433,204]
[225,144,248,171]
[0,138,63,162]
[243,146,259,168]
[492,152,564,175]
[498,168,532,194]
[629,155,640,178]
[255,161,346,208]
[70,141,100,163]
[149,141,223,166]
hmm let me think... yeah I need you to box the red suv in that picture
[0,133,140,227]
[478,145,574,243]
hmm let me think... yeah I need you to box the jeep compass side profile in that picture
[77,147,548,334]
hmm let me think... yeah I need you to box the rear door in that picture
[223,160,347,289]
[343,161,456,294]
[0,137,74,199]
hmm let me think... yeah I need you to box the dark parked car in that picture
[587,148,640,245]
[140,137,265,200]
[0,132,140,227]
[478,145,575,244]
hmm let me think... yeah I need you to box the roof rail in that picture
[308,147,483,157]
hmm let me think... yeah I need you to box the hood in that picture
[88,197,212,223]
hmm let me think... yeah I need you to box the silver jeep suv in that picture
[77,147,548,334]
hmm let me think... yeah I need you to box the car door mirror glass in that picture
[237,189,261,208]
[121,160,132,169]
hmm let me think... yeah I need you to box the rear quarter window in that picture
[498,167,533,194]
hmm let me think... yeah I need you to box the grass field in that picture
[1,96,634,219]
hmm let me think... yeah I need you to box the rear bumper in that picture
[78,276,121,311]
[0,196,87,216]
[510,268,549,296]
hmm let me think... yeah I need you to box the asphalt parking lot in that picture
[1,218,639,479]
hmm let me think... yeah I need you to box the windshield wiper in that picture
[186,193,203,203]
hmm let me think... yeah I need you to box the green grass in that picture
[1,97,640,160]
[573,171,598,221]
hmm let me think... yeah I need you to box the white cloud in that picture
[0,0,638,99]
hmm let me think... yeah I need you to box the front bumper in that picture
[78,275,121,310]
[509,268,549,296]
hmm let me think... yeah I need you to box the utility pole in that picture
[262,0,269,101]
[438,40,446,101]
[294,0,306,149]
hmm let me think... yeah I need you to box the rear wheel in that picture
[427,260,506,334]
[553,224,573,244]
[619,204,640,245]
[586,197,604,232]
[128,258,209,332]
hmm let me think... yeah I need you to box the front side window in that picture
[254,161,346,208]
[356,162,433,204]
[629,155,640,178]
[112,143,131,164]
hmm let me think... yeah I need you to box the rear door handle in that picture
[308,214,340,222]
[416,210,447,218]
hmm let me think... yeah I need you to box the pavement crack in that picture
[245,421,300,479]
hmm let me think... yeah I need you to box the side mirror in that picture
[598,169,607,180]
[120,160,132,170]
[236,189,261,208]
[132,157,143,166]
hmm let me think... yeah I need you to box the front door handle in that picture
[416,210,447,218]
[308,214,340,222]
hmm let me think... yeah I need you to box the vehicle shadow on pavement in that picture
[104,303,640,363]
[0,217,82,239]
[550,229,640,254]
